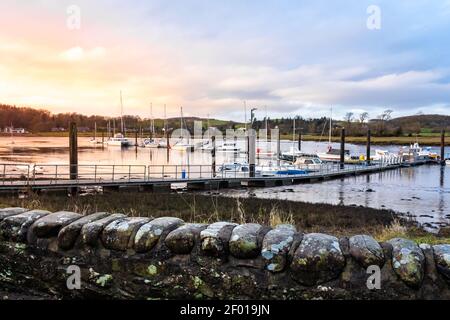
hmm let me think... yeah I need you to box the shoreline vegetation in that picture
[0,192,448,244]
[0,132,448,146]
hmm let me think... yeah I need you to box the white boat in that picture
[106,133,132,147]
[217,162,308,178]
[217,140,240,152]
[199,140,213,152]
[294,156,324,170]
[445,159,450,166]
[157,139,168,148]
[89,122,102,144]
[172,107,195,152]
[317,147,351,162]
[172,139,195,152]
[316,107,351,162]
[12,165,44,175]
[280,147,303,161]
[143,138,159,148]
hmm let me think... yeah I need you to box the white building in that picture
[4,127,27,134]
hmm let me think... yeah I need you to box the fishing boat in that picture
[446,159,450,166]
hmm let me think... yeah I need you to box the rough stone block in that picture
[433,244,450,280]
[28,211,83,241]
[0,209,50,242]
[229,223,264,259]
[261,224,296,272]
[388,238,425,288]
[0,207,28,221]
[290,233,346,286]
[58,212,111,250]
[165,223,207,254]
[349,235,385,268]
[80,213,126,247]
[134,217,184,253]
[101,217,150,251]
[200,222,238,257]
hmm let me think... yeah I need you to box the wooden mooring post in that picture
[249,130,256,177]
[211,135,216,177]
[366,128,371,166]
[441,129,446,165]
[69,122,78,196]
[340,127,345,169]
[298,129,302,151]
[166,129,170,163]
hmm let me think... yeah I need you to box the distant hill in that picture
[387,114,450,133]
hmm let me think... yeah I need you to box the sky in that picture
[1,0,450,121]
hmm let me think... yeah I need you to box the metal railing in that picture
[0,157,407,186]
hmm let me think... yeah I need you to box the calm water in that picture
[0,136,449,229]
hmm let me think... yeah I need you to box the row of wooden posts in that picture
[68,122,448,182]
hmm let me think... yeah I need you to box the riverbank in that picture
[0,192,448,244]
[1,132,448,146]
[280,134,449,146]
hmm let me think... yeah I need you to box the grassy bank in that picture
[0,192,448,244]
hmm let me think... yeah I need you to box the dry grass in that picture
[0,191,399,236]
[374,219,450,245]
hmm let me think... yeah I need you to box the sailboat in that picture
[144,102,159,148]
[106,91,132,147]
[281,117,303,161]
[89,122,102,144]
[317,107,350,162]
[172,107,195,152]
[157,104,169,149]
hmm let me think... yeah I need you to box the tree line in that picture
[1,104,449,136]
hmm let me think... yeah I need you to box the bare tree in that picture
[377,109,393,135]
[359,112,369,124]
[344,112,354,123]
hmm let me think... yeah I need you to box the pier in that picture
[0,159,434,194]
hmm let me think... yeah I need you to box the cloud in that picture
[60,46,106,61]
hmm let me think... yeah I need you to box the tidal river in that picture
[0,136,449,229]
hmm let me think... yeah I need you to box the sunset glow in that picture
[1,1,450,120]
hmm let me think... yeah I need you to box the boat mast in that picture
[164,104,167,133]
[120,91,124,134]
[329,106,332,145]
[293,117,296,151]
[244,101,247,131]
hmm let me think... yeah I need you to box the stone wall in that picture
[0,207,449,300]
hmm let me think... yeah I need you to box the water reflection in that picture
[1,137,449,229]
